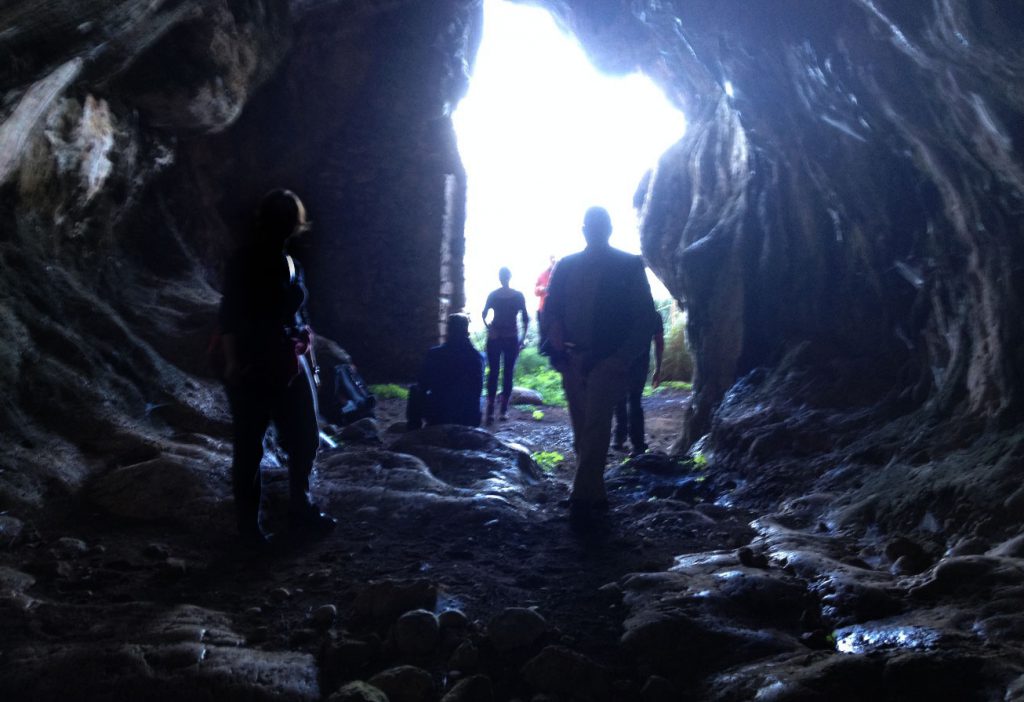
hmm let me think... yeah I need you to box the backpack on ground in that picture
[327,362,376,425]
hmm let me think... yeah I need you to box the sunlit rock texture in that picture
[611,1,1024,449]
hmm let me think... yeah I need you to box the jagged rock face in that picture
[2,0,1023,508]
[544,0,1024,445]
[0,0,479,505]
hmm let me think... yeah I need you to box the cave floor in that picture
[3,388,1023,700]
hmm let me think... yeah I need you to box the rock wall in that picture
[544,0,1024,448]
[0,0,478,508]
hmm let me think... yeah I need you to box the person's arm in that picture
[652,316,665,388]
[518,293,530,348]
[612,257,659,366]
[481,293,493,330]
[534,270,548,299]
[543,262,569,369]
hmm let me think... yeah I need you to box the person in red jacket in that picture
[535,255,556,353]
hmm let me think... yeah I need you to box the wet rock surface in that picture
[3,391,1022,700]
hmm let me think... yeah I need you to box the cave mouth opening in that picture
[452,0,687,322]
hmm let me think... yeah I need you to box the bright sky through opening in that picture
[453,0,687,322]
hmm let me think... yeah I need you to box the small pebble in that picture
[271,587,292,603]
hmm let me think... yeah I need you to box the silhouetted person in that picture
[219,189,336,544]
[535,255,557,353]
[406,313,484,429]
[544,206,658,518]
[613,316,665,456]
[482,267,529,423]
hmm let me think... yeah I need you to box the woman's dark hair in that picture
[257,189,305,244]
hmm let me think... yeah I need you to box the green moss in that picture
[531,450,564,473]
[369,384,409,400]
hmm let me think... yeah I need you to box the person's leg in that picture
[228,387,272,539]
[275,363,334,531]
[560,357,585,455]
[499,338,518,418]
[406,383,425,430]
[537,309,547,353]
[613,397,628,450]
[485,338,500,423]
[627,389,645,455]
[571,356,628,504]
[627,357,649,454]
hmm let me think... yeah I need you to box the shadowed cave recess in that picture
[2,1,1024,700]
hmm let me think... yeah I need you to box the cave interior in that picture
[2,0,1024,700]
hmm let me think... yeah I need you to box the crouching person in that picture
[219,189,336,544]
[407,314,484,429]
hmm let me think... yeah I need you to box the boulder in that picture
[441,674,494,702]
[394,609,440,655]
[368,665,435,702]
[390,425,541,489]
[509,387,544,406]
[328,681,389,702]
[521,646,610,701]
[487,607,547,652]
[352,580,438,625]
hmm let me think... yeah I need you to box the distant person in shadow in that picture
[482,267,530,423]
[406,313,484,429]
[544,206,658,521]
[218,189,337,544]
[613,315,665,457]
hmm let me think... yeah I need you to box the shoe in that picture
[568,500,611,535]
[238,524,273,547]
[289,504,338,534]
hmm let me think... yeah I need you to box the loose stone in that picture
[368,665,435,702]
[441,674,494,702]
[394,609,440,655]
[312,604,338,629]
[328,681,389,702]
[488,607,548,652]
[449,639,480,672]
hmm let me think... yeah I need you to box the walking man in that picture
[544,206,659,518]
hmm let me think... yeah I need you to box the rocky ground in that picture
[1,387,1023,701]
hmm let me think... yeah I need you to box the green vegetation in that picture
[692,451,708,469]
[513,344,566,407]
[531,409,545,421]
[643,380,693,397]
[657,300,694,383]
[531,450,565,473]
[369,384,409,400]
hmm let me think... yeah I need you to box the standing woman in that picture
[482,267,529,423]
[219,189,336,543]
